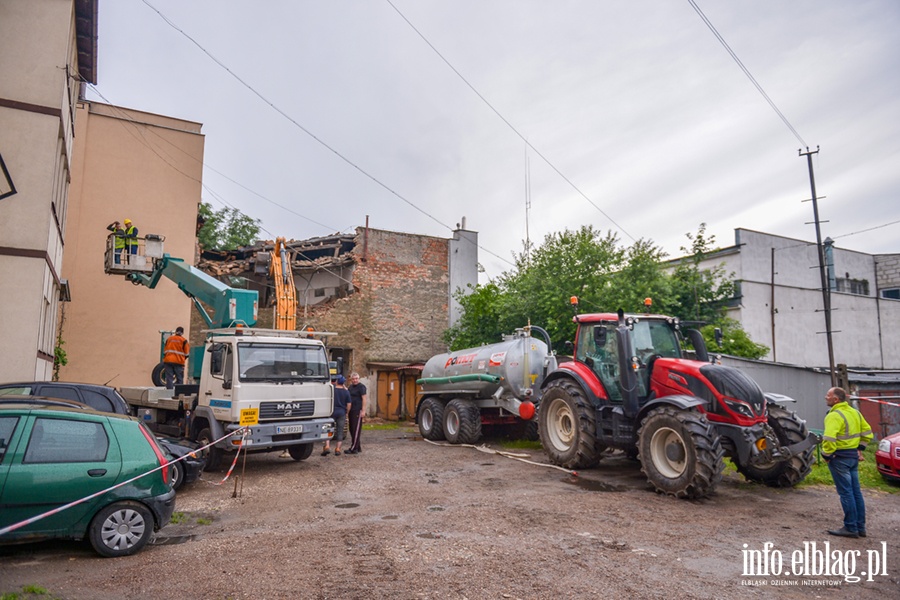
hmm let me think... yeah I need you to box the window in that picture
[0,386,33,396]
[24,418,109,463]
[0,416,20,462]
[238,342,329,381]
[835,277,869,296]
[38,386,81,402]
[881,288,900,301]
[81,390,115,413]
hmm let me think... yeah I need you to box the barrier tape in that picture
[854,396,900,408]
[202,428,249,486]
[424,438,576,475]
[0,428,246,538]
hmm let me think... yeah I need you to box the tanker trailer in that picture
[416,326,556,444]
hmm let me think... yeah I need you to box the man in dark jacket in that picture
[322,375,350,456]
[346,372,367,454]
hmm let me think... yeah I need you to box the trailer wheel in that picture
[736,403,814,487]
[443,399,482,444]
[288,443,314,461]
[151,362,166,387]
[538,378,601,469]
[196,427,223,472]
[638,406,724,499]
[418,397,446,441]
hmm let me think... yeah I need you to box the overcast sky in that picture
[89,0,900,281]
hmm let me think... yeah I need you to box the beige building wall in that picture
[0,0,95,381]
[61,101,204,387]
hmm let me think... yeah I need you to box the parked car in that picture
[0,382,204,490]
[876,430,900,484]
[0,398,175,557]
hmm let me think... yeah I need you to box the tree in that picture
[669,223,735,324]
[701,318,769,360]
[198,202,261,250]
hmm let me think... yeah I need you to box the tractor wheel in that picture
[418,397,446,441]
[151,362,166,387]
[638,406,724,499]
[736,403,815,487]
[538,379,601,470]
[196,427,223,472]
[443,399,482,445]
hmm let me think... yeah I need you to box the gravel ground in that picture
[2,425,898,599]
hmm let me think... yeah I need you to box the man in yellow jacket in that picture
[821,387,873,538]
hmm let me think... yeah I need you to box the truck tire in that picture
[736,403,815,487]
[288,443,314,461]
[196,427,223,472]
[638,406,724,499]
[88,501,154,558]
[151,362,166,387]
[418,397,446,441]
[539,378,601,469]
[443,399,482,445]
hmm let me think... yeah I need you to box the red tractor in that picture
[538,302,818,499]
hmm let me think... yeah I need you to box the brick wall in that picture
[875,254,900,290]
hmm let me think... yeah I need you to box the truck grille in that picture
[259,400,316,420]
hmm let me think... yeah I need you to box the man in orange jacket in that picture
[163,327,190,389]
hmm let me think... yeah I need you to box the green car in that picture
[0,399,175,557]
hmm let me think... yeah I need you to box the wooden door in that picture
[376,371,402,420]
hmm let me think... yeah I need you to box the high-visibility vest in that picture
[125,225,139,247]
[822,401,873,456]
[108,225,125,249]
[163,334,190,365]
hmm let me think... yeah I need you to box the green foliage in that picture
[170,511,187,524]
[52,339,67,382]
[198,202,261,251]
[701,318,769,360]
[798,445,898,493]
[669,223,735,323]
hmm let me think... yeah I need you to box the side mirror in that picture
[714,327,723,348]
[593,327,608,347]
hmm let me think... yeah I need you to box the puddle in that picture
[479,463,495,466]
[151,534,197,545]
[416,532,441,539]
[426,505,444,512]
[428,479,439,484]
[562,475,624,493]
[335,503,360,509]
[382,515,399,520]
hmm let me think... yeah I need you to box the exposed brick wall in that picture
[875,254,900,290]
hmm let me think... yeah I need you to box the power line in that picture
[384,0,636,243]
[833,218,900,240]
[140,0,516,270]
[687,0,807,147]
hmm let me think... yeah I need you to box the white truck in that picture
[105,235,335,469]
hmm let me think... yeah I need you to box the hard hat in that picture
[124,219,132,224]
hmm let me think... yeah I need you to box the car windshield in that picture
[631,319,681,359]
[237,342,329,382]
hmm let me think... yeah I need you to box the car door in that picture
[0,414,123,536]
[0,415,23,498]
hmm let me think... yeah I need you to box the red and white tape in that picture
[854,396,900,408]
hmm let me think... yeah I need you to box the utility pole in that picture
[800,146,836,386]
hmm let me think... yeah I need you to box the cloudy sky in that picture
[90,0,900,281]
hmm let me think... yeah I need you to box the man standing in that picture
[321,375,350,456]
[163,327,190,389]
[123,218,139,259]
[346,372,367,454]
[822,387,873,538]
[106,220,125,264]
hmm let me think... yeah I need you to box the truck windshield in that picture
[237,342,329,382]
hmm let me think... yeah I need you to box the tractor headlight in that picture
[879,439,892,453]
[723,398,755,419]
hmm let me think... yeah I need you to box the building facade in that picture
[0,0,97,381]
[691,228,900,369]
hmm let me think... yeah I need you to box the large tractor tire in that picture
[539,379,601,470]
[443,399,482,445]
[638,406,724,499]
[418,397,446,441]
[736,403,815,487]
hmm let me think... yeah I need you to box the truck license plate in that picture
[277,425,303,434]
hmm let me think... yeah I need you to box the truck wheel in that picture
[151,362,166,387]
[736,403,815,487]
[288,444,314,461]
[418,397,446,441]
[638,406,724,499]
[196,427,223,472]
[88,501,154,558]
[443,399,482,445]
[539,379,601,469]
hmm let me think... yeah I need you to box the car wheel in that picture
[88,501,154,558]
[170,459,185,490]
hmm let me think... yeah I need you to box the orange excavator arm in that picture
[270,237,297,330]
